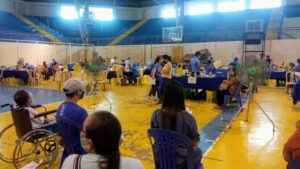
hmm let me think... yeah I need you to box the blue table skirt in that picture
[270,71,286,80]
[144,68,151,76]
[216,68,229,74]
[2,70,29,82]
[107,71,117,80]
[173,76,226,91]
[293,83,300,105]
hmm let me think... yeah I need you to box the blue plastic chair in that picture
[222,83,244,111]
[56,116,83,166]
[148,128,203,169]
[287,158,300,169]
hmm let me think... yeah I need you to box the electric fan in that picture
[238,55,275,132]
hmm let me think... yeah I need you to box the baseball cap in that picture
[63,78,88,94]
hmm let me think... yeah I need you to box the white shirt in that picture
[110,58,116,65]
[62,154,144,169]
[24,107,45,129]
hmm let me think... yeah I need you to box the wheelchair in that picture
[0,104,59,169]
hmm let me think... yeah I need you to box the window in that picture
[161,7,176,18]
[61,5,78,20]
[250,0,282,9]
[218,0,246,12]
[89,7,113,21]
[189,3,213,15]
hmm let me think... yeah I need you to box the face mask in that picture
[80,134,85,149]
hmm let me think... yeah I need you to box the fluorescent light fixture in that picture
[250,0,282,9]
[60,5,84,19]
[89,7,113,21]
[218,0,246,12]
[189,3,213,15]
[162,7,176,18]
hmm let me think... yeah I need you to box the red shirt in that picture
[284,130,300,160]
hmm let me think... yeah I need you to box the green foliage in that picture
[85,57,106,77]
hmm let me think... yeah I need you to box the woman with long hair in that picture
[148,56,162,100]
[62,111,144,169]
[216,67,239,107]
[159,54,172,103]
[150,80,202,168]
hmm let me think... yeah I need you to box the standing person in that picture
[295,59,300,72]
[110,57,117,66]
[56,78,89,165]
[266,55,272,67]
[159,55,172,103]
[190,51,201,77]
[283,120,300,162]
[229,57,240,68]
[62,111,144,169]
[149,56,162,100]
[151,80,202,168]
[205,59,216,75]
[125,57,131,69]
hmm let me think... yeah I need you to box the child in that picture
[13,90,50,129]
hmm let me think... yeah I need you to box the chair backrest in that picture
[139,68,144,77]
[287,158,300,169]
[56,116,82,155]
[10,105,33,138]
[55,71,63,82]
[148,128,194,169]
[234,82,244,97]
[286,72,296,83]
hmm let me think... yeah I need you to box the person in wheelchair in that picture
[13,90,56,130]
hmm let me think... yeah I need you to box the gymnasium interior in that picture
[0,0,300,169]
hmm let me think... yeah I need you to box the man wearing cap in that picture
[56,77,88,165]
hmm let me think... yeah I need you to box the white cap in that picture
[63,78,88,94]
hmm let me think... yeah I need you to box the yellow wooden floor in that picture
[0,80,299,169]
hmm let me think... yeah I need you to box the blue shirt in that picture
[151,63,162,77]
[57,101,88,156]
[229,61,240,67]
[205,64,216,75]
[295,65,300,72]
[132,66,140,77]
[191,57,200,73]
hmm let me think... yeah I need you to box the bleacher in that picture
[27,16,139,44]
[0,9,273,45]
[0,12,48,42]
[120,9,273,45]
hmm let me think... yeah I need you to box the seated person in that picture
[295,58,300,72]
[151,80,202,168]
[132,63,140,84]
[57,78,88,165]
[216,67,239,107]
[123,65,134,85]
[205,60,216,75]
[62,111,144,169]
[283,120,300,162]
[13,90,56,130]
[289,63,296,72]
[176,65,185,77]
[41,61,50,80]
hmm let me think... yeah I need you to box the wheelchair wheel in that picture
[13,129,59,169]
[0,123,17,163]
